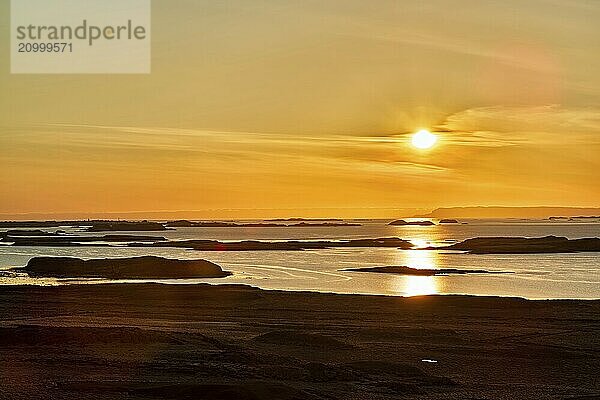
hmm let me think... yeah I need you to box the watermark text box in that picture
[11,0,151,74]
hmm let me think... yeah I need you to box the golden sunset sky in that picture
[1,0,599,218]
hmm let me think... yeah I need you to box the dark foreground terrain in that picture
[0,284,598,400]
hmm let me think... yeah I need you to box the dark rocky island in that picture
[389,220,436,226]
[165,220,361,228]
[140,237,414,251]
[0,231,167,246]
[443,235,600,254]
[0,221,68,228]
[0,220,171,231]
[265,218,345,222]
[19,256,231,279]
[0,233,413,250]
[343,266,512,276]
[0,229,53,237]
[84,220,170,232]
[290,222,361,227]
[549,216,600,220]
[439,219,459,224]
[165,220,281,228]
[0,218,359,232]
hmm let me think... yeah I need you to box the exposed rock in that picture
[164,220,361,228]
[0,230,50,237]
[144,237,414,251]
[342,266,511,275]
[0,220,171,231]
[289,222,361,227]
[164,220,278,227]
[2,233,167,246]
[444,235,600,254]
[19,256,231,279]
[265,218,344,222]
[389,220,435,226]
[85,220,169,232]
[3,235,411,250]
[0,221,66,228]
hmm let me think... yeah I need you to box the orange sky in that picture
[1,0,599,218]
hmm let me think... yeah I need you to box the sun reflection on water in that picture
[403,276,438,296]
[404,248,439,270]
[390,237,442,296]
[410,238,429,249]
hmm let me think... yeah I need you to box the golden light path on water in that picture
[401,276,439,297]
[390,237,441,296]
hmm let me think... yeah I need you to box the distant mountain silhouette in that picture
[417,206,600,219]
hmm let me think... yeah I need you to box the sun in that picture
[411,129,438,149]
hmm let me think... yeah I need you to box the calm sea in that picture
[0,219,598,299]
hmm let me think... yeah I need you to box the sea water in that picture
[0,219,598,299]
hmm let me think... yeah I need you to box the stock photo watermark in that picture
[11,0,151,73]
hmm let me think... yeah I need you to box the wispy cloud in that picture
[435,105,600,146]
[3,123,449,176]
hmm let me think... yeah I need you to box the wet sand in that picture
[0,284,598,399]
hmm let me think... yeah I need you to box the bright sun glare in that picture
[411,129,438,149]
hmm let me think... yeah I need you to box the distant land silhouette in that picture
[417,206,600,219]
